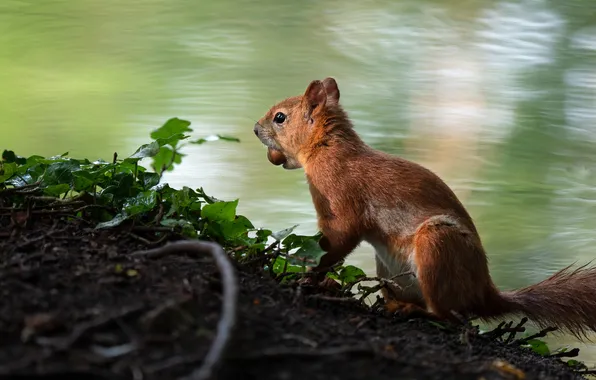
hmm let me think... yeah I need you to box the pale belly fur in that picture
[367,239,425,305]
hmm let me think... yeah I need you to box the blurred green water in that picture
[2,0,596,364]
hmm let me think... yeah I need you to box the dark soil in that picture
[0,214,588,380]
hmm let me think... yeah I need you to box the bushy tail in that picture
[497,262,596,340]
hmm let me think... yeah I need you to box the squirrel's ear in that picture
[322,77,339,105]
[303,80,326,117]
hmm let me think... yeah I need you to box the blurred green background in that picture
[2,0,596,364]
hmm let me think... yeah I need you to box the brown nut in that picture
[267,148,287,166]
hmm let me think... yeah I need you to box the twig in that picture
[239,253,277,268]
[343,272,414,295]
[513,326,558,345]
[549,348,580,358]
[131,240,238,380]
[483,321,506,338]
[153,203,165,225]
[15,220,64,250]
[132,226,175,233]
[74,204,111,213]
[483,320,527,342]
[147,233,170,247]
[504,318,528,344]
[341,273,414,304]
[232,345,375,359]
[228,245,248,254]
[306,294,364,306]
[35,304,144,350]
[128,233,152,245]
[576,369,596,375]
[281,333,318,348]
[0,182,41,196]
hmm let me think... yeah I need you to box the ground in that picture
[0,214,588,380]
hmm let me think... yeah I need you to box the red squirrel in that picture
[253,77,596,337]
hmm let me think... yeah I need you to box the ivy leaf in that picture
[124,191,157,216]
[161,218,198,238]
[522,339,550,356]
[201,200,238,222]
[338,265,367,284]
[150,118,192,148]
[272,256,305,274]
[41,160,80,186]
[101,173,135,198]
[156,134,189,148]
[72,170,97,192]
[43,184,71,197]
[152,146,183,174]
[282,233,321,251]
[96,213,129,229]
[272,225,299,241]
[287,239,326,267]
[255,229,272,243]
[566,359,587,370]
[216,216,255,240]
[127,141,160,162]
[0,162,17,182]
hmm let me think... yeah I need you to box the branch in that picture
[131,240,238,380]
[513,326,558,345]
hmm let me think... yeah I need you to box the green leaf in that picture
[282,233,321,251]
[72,170,97,191]
[139,171,160,189]
[255,229,272,243]
[191,134,240,144]
[171,186,194,210]
[124,191,157,216]
[566,359,587,369]
[272,224,299,241]
[338,265,367,284]
[0,162,17,182]
[96,213,129,229]
[101,173,135,199]
[43,183,71,197]
[272,256,305,274]
[201,200,238,222]
[161,218,198,238]
[127,141,160,161]
[152,146,183,174]
[522,339,550,356]
[156,133,189,148]
[41,160,80,186]
[287,239,326,267]
[217,216,255,239]
[151,118,192,139]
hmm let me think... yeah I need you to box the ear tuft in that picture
[304,80,326,109]
[322,77,340,105]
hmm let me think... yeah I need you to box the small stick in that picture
[549,348,580,358]
[504,317,528,344]
[131,240,238,380]
[514,326,558,345]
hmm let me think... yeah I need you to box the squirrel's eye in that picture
[273,112,286,124]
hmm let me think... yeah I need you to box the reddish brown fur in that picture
[253,77,596,339]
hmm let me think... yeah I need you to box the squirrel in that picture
[253,77,596,338]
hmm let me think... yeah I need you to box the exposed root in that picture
[131,240,239,380]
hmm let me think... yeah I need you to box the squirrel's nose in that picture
[253,123,259,137]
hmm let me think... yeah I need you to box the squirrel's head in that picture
[253,77,341,170]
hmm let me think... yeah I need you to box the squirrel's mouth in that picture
[254,127,283,152]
